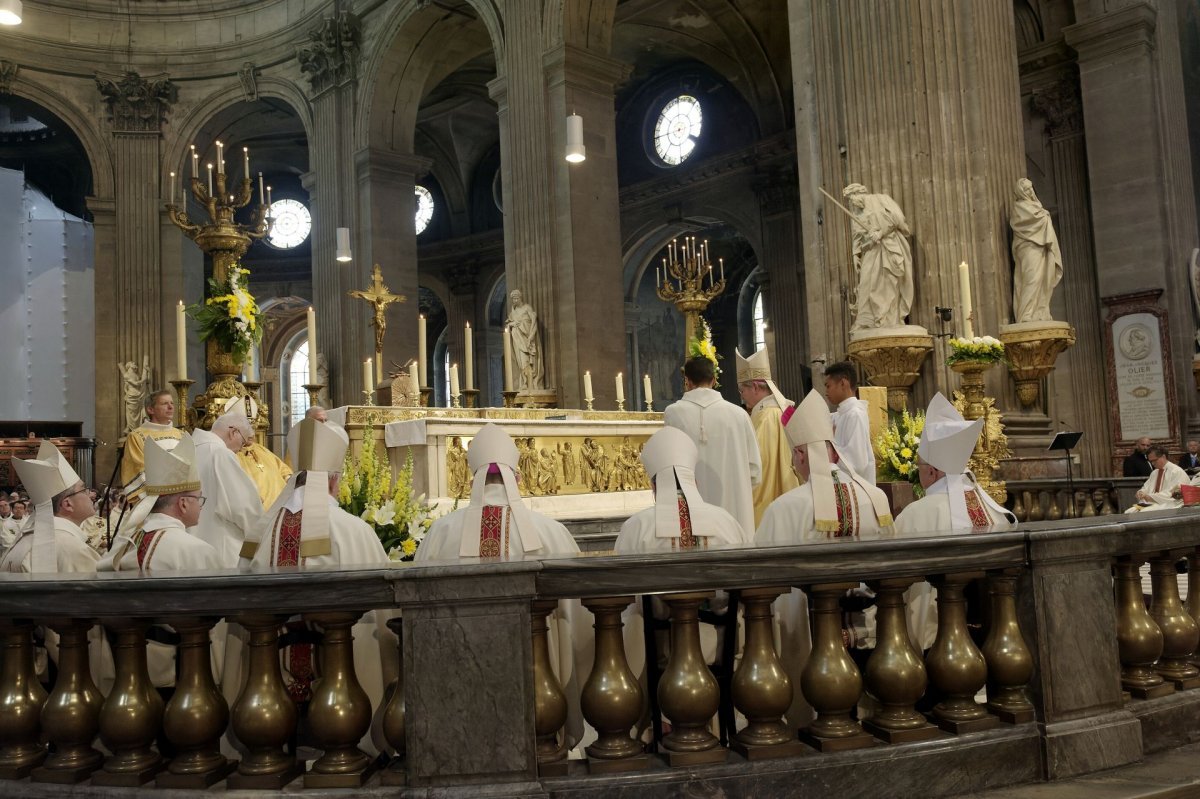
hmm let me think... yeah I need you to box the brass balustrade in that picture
[0,620,46,779]
[657,592,725,766]
[1114,557,1173,699]
[579,596,646,773]
[226,613,301,789]
[731,586,804,759]
[303,611,376,787]
[531,599,569,775]
[157,616,234,788]
[93,619,163,786]
[1148,553,1200,689]
[861,578,939,743]
[33,619,103,783]
[980,568,1035,723]
[379,617,406,786]
[799,582,874,752]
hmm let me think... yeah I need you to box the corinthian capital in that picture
[297,11,361,94]
[96,71,177,132]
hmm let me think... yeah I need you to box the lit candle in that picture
[449,363,460,400]
[242,146,249,178]
[417,314,428,386]
[464,322,474,390]
[306,307,318,384]
[502,326,514,391]
[267,185,272,206]
[719,257,725,282]
[615,372,624,404]
[169,171,176,205]
[643,374,653,406]
[248,345,258,382]
[216,140,224,174]
[176,300,187,381]
[190,145,197,179]
[258,172,264,205]
[583,370,593,402]
[408,360,420,400]
[206,163,213,196]
[363,358,374,395]
[958,260,974,338]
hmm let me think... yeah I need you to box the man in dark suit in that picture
[1123,436,1153,478]
[1179,440,1200,474]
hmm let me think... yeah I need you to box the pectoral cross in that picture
[348,263,406,383]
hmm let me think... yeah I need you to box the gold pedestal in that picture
[847,328,934,412]
[999,322,1076,409]
[420,387,432,408]
[193,340,252,430]
[169,379,195,431]
[462,388,480,409]
[502,390,519,409]
[303,383,324,408]
[951,360,1010,504]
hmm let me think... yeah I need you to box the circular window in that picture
[415,185,434,234]
[266,199,311,249]
[653,95,702,166]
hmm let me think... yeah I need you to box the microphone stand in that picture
[101,442,125,550]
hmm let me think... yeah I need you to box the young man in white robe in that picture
[824,361,877,485]
[736,347,799,527]
[193,402,265,566]
[664,355,761,535]
[755,389,895,731]
[894,393,1017,650]
[120,389,184,504]
[1124,445,1188,513]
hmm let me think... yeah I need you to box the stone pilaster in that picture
[755,169,807,397]
[88,197,118,481]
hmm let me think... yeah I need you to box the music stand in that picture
[1048,432,1084,518]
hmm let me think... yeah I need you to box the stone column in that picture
[795,1,1025,401]
[355,148,429,382]
[755,169,807,397]
[88,197,118,481]
[542,45,630,408]
[1064,1,1200,437]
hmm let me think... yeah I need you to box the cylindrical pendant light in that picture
[0,0,22,25]
[565,113,586,163]
[335,226,352,262]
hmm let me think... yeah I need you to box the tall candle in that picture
[206,163,213,196]
[408,360,420,400]
[615,372,624,403]
[958,260,974,338]
[242,146,249,178]
[502,326,514,391]
[248,345,258,382]
[190,145,197,178]
[363,358,374,394]
[417,314,428,386]
[175,300,187,381]
[216,141,224,174]
[583,370,593,401]
[464,322,474,390]
[267,185,272,206]
[449,363,460,399]
[643,374,653,406]
[306,307,318,384]
[258,172,264,205]
[169,171,176,205]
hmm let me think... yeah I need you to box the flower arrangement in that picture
[946,335,1005,366]
[688,317,721,385]
[338,417,436,561]
[875,408,925,491]
[188,264,262,362]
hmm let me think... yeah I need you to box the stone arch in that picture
[1013,0,1045,50]
[546,0,619,53]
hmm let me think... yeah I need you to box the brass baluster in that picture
[1046,490,1063,521]
[1011,492,1027,523]
[658,592,726,766]
[93,619,163,786]
[1028,491,1045,522]
[532,599,569,776]
[379,617,406,786]
[157,617,236,787]
[1189,552,1200,670]
[1148,555,1200,689]
[862,578,938,743]
[799,583,874,751]
[580,596,646,773]
[926,573,998,733]
[1099,489,1117,516]
[1113,557,1172,699]
[731,587,804,759]
[227,613,302,789]
[0,620,47,779]
[32,619,102,783]
[303,611,376,787]
[980,568,1035,723]
[1080,490,1097,517]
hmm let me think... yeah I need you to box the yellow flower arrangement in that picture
[687,317,721,385]
[875,409,925,491]
[946,335,1005,366]
[188,263,262,363]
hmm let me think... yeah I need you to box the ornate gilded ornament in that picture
[96,71,177,132]
[847,332,934,412]
[999,323,1076,409]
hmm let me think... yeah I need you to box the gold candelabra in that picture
[655,235,725,347]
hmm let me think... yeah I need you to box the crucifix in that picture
[348,263,406,383]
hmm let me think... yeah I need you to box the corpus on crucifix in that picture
[349,263,406,383]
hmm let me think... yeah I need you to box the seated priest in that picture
[120,389,184,504]
[1124,445,1187,513]
[736,347,799,527]
[894,393,1017,651]
[230,396,294,506]
[193,402,265,566]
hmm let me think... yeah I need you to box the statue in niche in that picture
[843,183,914,332]
[1009,178,1064,323]
[447,436,471,499]
[559,442,578,485]
[506,290,546,391]
[119,355,152,435]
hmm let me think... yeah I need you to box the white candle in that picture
[417,314,427,386]
[169,171,176,205]
[176,300,187,381]
[216,141,224,174]
[258,172,264,205]
[307,307,318,384]
[449,363,460,399]
[190,145,197,178]
[464,322,474,390]
[502,326,514,391]
[719,257,725,282]
[206,163,213,196]
[408,360,420,400]
[615,372,624,403]
[958,260,974,338]
[248,345,258,382]
[643,374,653,406]
[267,185,272,206]
[242,146,249,178]
[363,358,374,394]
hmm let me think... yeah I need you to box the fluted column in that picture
[88,196,119,479]
[756,171,807,395]
[33,619,103,783]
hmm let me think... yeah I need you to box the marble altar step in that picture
[972,740,1200,798]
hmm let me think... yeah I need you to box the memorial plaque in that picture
[1110,312,1170,439]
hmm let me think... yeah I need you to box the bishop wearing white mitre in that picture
[735,347,799,527]
[192,401,264,566]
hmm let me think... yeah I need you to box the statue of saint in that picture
[1009,178,1064,323]
[447,436,471,498]
[506,290,546,390]
[843,183,914,331]
[119,355,152,435]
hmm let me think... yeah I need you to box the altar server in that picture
[824,361,876,485]
[736,347,799,526]
[1125,445,1188,513]
[193,402,265,566]
[121,389,184,503]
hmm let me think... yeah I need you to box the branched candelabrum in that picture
[165,162,271,284]
[655,235,725,346]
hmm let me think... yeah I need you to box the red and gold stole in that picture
[276,510,315,702]
[829,474,859,538]
[135,529,162,569]
[669,492,708,551]
[964,489,991,530]
[479,505,510,558]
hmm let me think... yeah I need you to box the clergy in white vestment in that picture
[664,355,762,535]
[736,347,800,528]
[1,500,34,552]
[895,393,1017,651]
[241,419,395,755]
[755,389,894,731]
[824,361,877,485]
[120,389,184,504]
[192,402,265,566]
[1124,445,1188,513]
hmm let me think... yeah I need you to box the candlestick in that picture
[615,372,624,404]
[408,361,421,406]
[302,383,323,408]
[502,326,514,392]
[307,307,318,384]
[169,379,195,431]
[190,145,197,179]
[464,322,474,390]
[583,370,593,404]
[242,146,249,178]
[206,163,213,196]
[176,300,187,381]
[958,260,974,338]
[258,173,264,205]
[449,363,460,407]
[169,170,176,205]
[643,374,653,408]
[216,141,224,174]
[363,358,374,396]
[248,344,258,382]
[719,257,725,282]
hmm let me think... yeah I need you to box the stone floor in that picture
[971,742,1200,798]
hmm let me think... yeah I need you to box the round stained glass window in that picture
[653,95,702,166]
[415,185,434,234]
[266,199,311,249]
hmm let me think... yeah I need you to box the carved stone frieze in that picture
[95,71,177,132]
[297,12,360,94]
[1031,76,1082,138]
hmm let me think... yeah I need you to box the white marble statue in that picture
[1009,178,1063,323]
[119,355,152,435]
[843,183,914,331]
[506,289,546,391]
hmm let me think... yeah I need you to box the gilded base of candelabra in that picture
[461,389,479,409]
[193,341,252,430]
[450,394,462,409]
[847,327,934,412]
[169,379,195,431]
[951,360,1010,505]
[303,384,324,408]
[420,387,432,408]
[998,322,1076,409]
[502,390,519,408]
[242,380,269,445]
[616,399,626,412]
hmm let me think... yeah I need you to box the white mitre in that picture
[221,394,258,425]
[735,347,789,410]
[641,426,705,539]
[12,441,82,572]
[918,393,1008,529]
[287,418,349,557]
[460,423,541,557]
